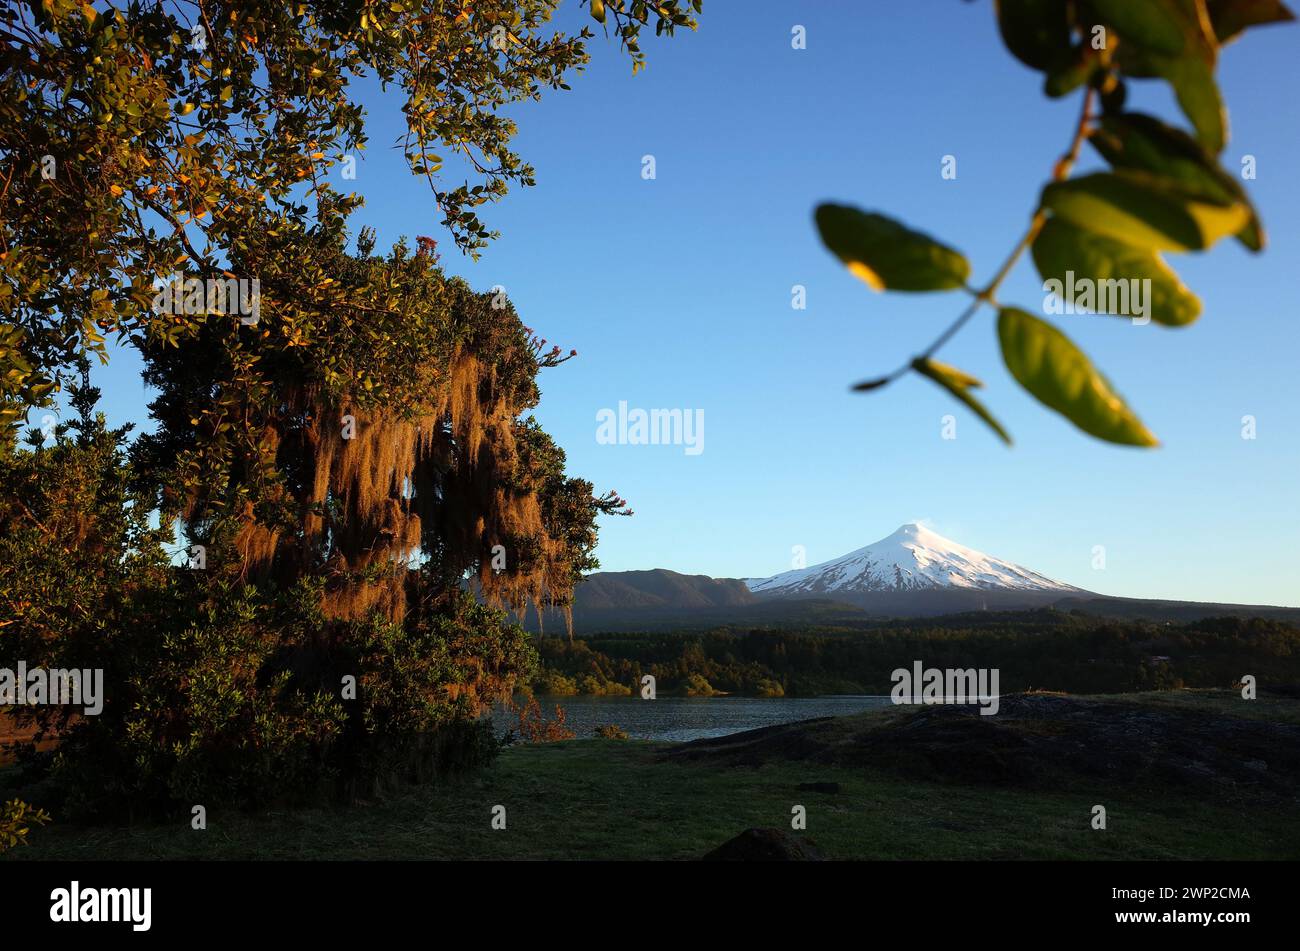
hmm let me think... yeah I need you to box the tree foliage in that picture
[0,0,694,816]
[0,247,623,816]
[0,0,699,415]
[133,231,618,624]
[538,613,1300,697]
[0,797,50,852]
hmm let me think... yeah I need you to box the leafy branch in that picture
[817,0,1293,447]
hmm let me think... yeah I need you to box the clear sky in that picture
[89,1,1299,606]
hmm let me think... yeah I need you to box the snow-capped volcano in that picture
[746,523,1079,595]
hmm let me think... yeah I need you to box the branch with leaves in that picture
[522,325,578,368]
[816,0,1292,447]
[0,0,702,418]
[586,0,701,74]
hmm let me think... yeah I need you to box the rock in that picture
[702,827,826,861]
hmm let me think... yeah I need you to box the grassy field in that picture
[1087,687,1300,724]
[6,690,1299,861]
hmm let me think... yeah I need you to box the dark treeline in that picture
[531,611,1300,697]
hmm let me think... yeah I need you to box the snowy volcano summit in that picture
[745,523,1079,596]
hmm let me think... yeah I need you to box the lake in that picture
[492,695,894,743]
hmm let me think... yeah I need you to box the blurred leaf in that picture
[814,204,971,292]
[912,357,1012,445]
[1206,0,1296,42]
[1040,171,1249,251]
[1032,217,1201,326]
[850,376,892,392]
[1158,54,1226,153]
[1044,46,1097,97]
[995,0,1072,71]
[1091,111,1262,249]
[1106,0,1226,152]
[1092,0,1189,54]
[997,307,1158,446]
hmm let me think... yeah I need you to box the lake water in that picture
[492,695,893,743]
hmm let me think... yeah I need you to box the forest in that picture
[530,611,1300,697]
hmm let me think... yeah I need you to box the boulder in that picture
[702,827,826,861]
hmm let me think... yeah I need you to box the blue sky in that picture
[89,1,1299,605]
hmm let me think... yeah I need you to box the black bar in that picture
[2,859,1290,938]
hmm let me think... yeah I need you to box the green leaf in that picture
[997,307,1158,446]
[912,357,1012,445]
[1107,0,1227,152]
[814,204,971,292]
[1157,54,1226,153]
[1102,0,1228,152]
[590,0,607,23]
[1092,0,1189,54]
[1033,218,1201,326]
[994,0,1073,71]
[1044,46,1097,98]
[1040,171,1249,251]
[1206,0,1296,42]
[1091,111,1262,249]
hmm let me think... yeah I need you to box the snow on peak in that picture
[745,523,1078,595]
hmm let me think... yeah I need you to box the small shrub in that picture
[0,799,51,853]
[506,696,575,743]
[594,724,628,740]
[682,673,715,697]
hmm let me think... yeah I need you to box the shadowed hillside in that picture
[663,692,1300,803]
[529,566,1300,634]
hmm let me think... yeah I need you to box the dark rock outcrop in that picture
[702,828,826,861]
[666,694,1300,802]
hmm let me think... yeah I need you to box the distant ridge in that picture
[571,569,756,611]
[526,523,1300,634]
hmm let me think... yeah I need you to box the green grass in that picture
[8,729,1299,861]
[1083,688,1300,724]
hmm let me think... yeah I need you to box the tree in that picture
[132,229,625,626]
[0,0,693,815]
[1,236,632,815]
[816,0,1292,446]
[0,0,700,414]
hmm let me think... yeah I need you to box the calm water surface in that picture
[492,695,892,743]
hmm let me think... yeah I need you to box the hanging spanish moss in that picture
[11,229,630,815]
[139,230,619,663]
